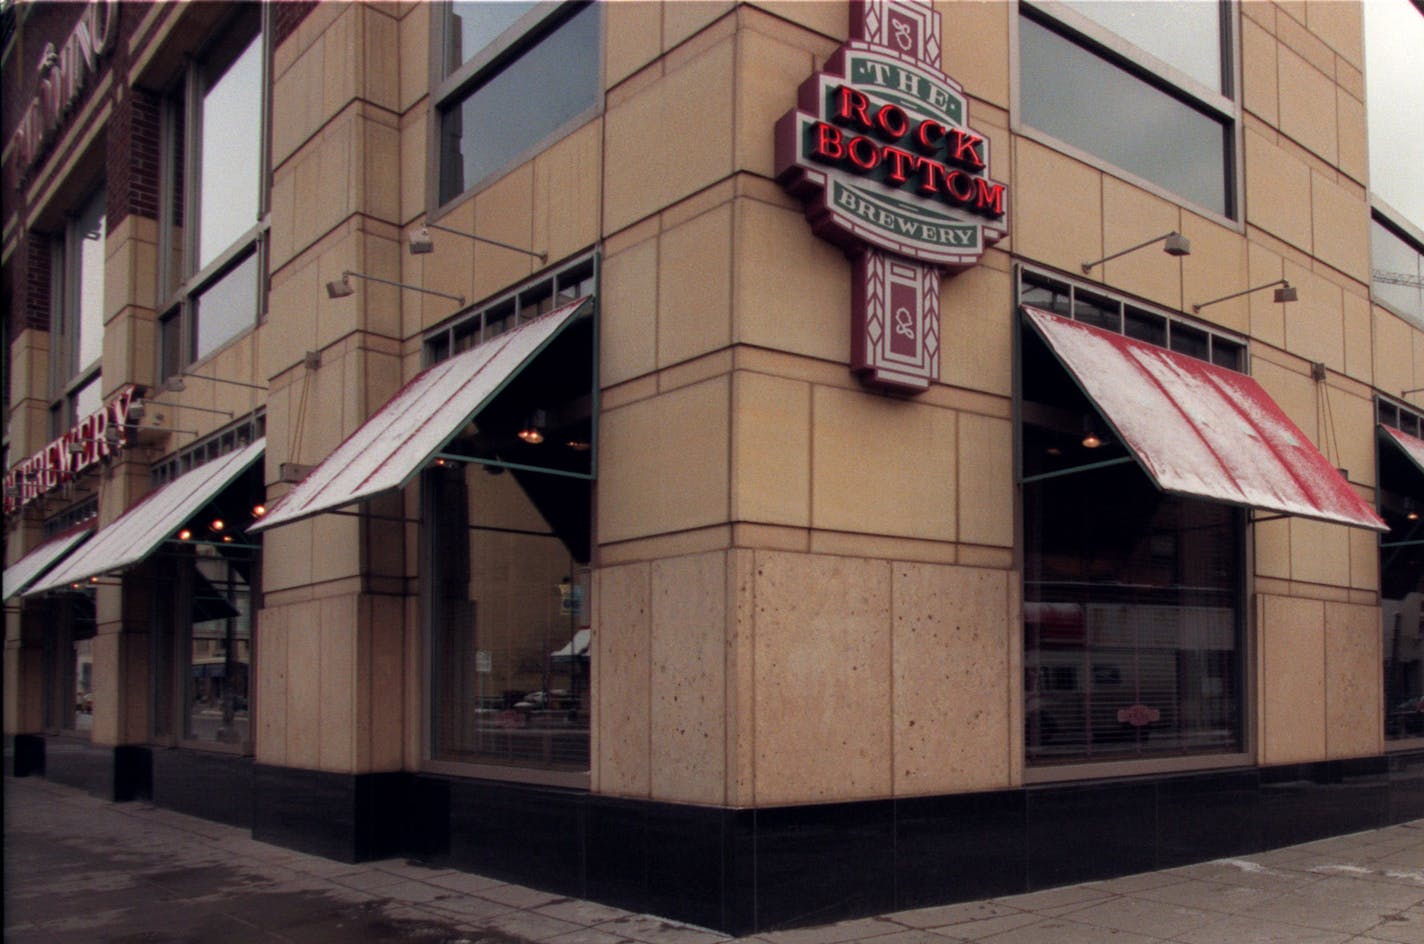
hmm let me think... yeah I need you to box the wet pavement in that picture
[8,773,1424,943]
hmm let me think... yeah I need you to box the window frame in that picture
[427,0,603,213]
[48,185,107,437]
[1011,0,1243,226]
[419,252,599,789]
[1370,205,1424,329]
[1015,264,1254,782]
[156,6,271,380]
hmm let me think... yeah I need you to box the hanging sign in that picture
[775,0,1008,392]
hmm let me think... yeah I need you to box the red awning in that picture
[1381,424,1424,476]
[1023,305,1386,531]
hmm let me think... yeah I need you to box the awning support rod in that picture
[1380,538,1424,548]
[1019,455,1136,485]
[434,452,595,481]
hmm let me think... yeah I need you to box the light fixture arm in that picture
[168,372,268,392]
[339,270,466,305]
[1081,231,1190,274]
[419,221,547,262]
[1192,278,1293,314]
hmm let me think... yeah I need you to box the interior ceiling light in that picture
[518,410,547,445]
[252,504,267,518]
[1081,231,1191,274]
[210,519,224,532]
[178,529,192,541]
[1081,417,1104,449]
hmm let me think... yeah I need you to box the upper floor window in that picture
[159,8,268,377]
[1017,1,1236,218]
[433,1,601,206]
[50,186,106,436]
[1365,0,1424,326]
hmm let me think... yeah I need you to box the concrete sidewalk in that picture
[7,774,1424,944]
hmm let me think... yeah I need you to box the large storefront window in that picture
[1022,340,1243,763]
[1019,270,1246,766]
[1380,402,1424,741]
[159,7,267,375]
[1018,1,1235,218]
[434,1,600,204]
[42,592,97,734]
[150,445,263,750]
[424,261,596,778]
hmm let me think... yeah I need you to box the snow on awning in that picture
[3,527,94,600]
[26,439,265,596]
[1023,306,1386,531]
[252,297,591,533]
[1381,424,1424,477]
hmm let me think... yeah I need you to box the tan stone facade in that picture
[4,0,1423,933]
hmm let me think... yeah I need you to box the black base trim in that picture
[252,764,408,863]
[151,748,254,828]
[37,738,150,802]
[23,746,1424,936]
[11,734,46,777]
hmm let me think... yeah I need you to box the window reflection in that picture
[1019,14,1229,216]
[76,188,106,369]
[195,252,259,360]
[1059,1,1223,92]
[439,2,599,202]
[447,1,538,73]
[187,548,252,745]
[1021,321,1244,764]
[426,308,595,774]
[199,35,262,270]
[1365,0,1424,231]
[1382,413,1424,741]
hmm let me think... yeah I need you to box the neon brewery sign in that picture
[3,385,137,516]
[775,0,1007,392]
[8,0,118,185]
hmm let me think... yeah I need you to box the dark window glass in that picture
[1021,325,1243,765]
[1075,290,1121,332]
[426,314,595,773]
[1211,338,1245,371]
[1020,14,1229,215]
[1022,272,1072,316]
[1170,323,1210,361]
[1382,410,1424,741]
[439,2,599,202]
[1124,307,1167,346]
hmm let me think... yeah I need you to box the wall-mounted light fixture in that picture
[1082,231,1191,274]
[325,270,466,306]
[408,220,547,263]
[1192,278,1296,314]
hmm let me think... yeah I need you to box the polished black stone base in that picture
[37,738,151,802]
[21,741,1424,936]
[251,764,408,863]
[151,748,254,828]
[11,734,46,777]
